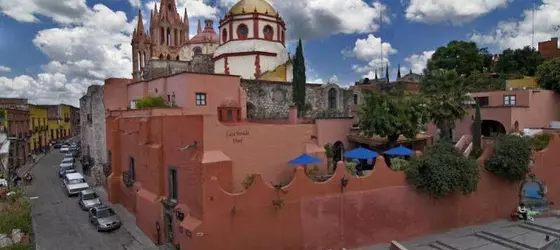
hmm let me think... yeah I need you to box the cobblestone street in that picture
[23,150,158,250]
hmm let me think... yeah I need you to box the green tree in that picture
[292,38,306,115]
[495,46,544,77]
[420,69,470,141]
[405,142,480,198]
[358,90,427,147]
[427,40,485,76]
[536,58,560,93]
[465,70,506,92]
[135,95,168,109]
[471,102,482,157]
[485,134,532,181]
[479,47,494,71]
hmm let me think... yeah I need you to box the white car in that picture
[60,146,70,153]
[63,173,89,197]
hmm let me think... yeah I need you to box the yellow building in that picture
[506,76,538,89]
[29,105,48,152]
[42,104,73,143]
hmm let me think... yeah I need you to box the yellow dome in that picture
[229,0,278,16]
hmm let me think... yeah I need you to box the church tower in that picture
[131,0,189,80]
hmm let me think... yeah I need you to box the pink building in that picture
[428,89,560,141]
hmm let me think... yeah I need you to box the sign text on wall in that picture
[226,130,250,144]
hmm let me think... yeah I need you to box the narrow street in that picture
[23,151,156,250]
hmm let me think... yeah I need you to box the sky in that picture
[0,0,559,107]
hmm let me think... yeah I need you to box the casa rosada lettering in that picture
[226,130,250,137]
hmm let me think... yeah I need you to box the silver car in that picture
[88,205,121,232]
[78,189,102,211]
[63,173,89,197]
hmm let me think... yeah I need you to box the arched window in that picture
[193,47,202,55]
[237,24,248,39]
[166,54,171,60]
[222,29,228,43]
[137,52,141,71]
[160,27,165,45]
[263,25,273,40]
[176,55,180,60]
[167,28,171,46]
[159,54,163,60]
[328,88,337,109]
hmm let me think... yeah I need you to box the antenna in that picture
[379,2,383,77]
[532,0,535,49]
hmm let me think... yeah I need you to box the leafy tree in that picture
[427,40,485,76]
[529,133,552,151]
[292,38,306,115]
[465,70,506,92]
[471,102,482,157]
[420,69,469,141]
[479,47,494,72]
[485,134,532,181]
[495,46,544,77]
[536,58,560,93]
[405,142,480,198]
[358,90,427,147]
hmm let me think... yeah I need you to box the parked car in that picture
[60,146,70,153]
[53,140,63,149]
[58,163,75,178]
[61,157,74,164]
[62,172,89,197]
[64,153,74,158]
[88,205,121,232]
[78,189,102,211]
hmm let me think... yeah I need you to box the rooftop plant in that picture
[135,95,169,109]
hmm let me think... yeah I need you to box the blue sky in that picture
[0,0,557,105]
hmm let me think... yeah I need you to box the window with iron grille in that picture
[195,93,206,106]
[503,95,516,106]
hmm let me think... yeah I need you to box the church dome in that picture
[189,19,219,44]
[228,0,278,16]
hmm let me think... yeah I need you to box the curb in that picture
[17,153,48,176]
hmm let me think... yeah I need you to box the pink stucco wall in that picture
[429,89,560,140]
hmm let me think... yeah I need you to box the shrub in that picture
[344,162,358,176]
[0,194,32,234]
[135,95,169,109]
[530,133,552,151]
[405,142,479,198]
[390,158,409,171]
[485,134,532,181]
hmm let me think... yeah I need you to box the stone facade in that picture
[241,79,353,119]
[79,85,107,166]
[141,56,214,81]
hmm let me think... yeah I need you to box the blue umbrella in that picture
[288,153,321,166]
[343,147,379,159]
[384,145,414,156]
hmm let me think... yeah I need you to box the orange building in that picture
[538,37,560,59]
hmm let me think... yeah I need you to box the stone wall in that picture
[142,55,214,81]
[241,79,353,119]
[79,85,107,166]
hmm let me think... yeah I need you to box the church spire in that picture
[136,10,144,35]
[197,20,202,34]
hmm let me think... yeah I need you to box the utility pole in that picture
[532,0,535,49]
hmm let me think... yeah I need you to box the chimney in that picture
[288,105,299,124]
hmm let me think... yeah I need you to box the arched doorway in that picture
[332,141,344,163]
[328,88,337,109]
[481,120,506,137]
[246,102,256,119]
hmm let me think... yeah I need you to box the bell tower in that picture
[131,0,189,80]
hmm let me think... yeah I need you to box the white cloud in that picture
[405,0,511,25]
[0,3,134,106]
[344,34,397,78]
[327,75,339,84]
[404,50,435,74]
[145,0,219,19]
[272,0,389,40]
[0,0,88,23]
[470,0,560,50]
[0,66,10,72]
[129,0,142,8]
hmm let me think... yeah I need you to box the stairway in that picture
[454,135,472,157]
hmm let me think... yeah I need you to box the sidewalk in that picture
[16,152,48,176]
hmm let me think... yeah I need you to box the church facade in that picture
[130,0,353,118]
